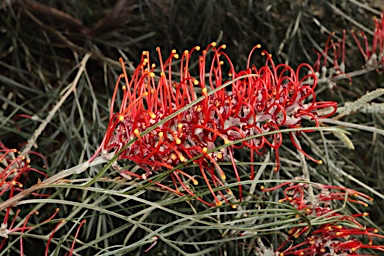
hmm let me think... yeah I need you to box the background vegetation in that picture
[1,0,384,255]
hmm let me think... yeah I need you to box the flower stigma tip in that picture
[179,154,186,162]
[149,112,156,119]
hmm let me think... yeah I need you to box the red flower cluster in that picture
[313,12,384,88]
[0,142,47,197]
[0,142,85,255]
[0,142,49,252]
[352,12,384,69]
[262,181,384,255]
[313,30,349,83]
[97,43,337,206]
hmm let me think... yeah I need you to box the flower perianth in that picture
[100,44,337,206]
[0,142,48,197]
[352,12,384,69]
[0,141,53,252]
[262,180,384,255]
[313,31,351,85]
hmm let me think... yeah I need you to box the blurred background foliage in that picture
[1,0,384,255]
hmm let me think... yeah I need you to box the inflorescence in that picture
[96,43,337,206]
[0,142,85,255]
[262,180,384,255]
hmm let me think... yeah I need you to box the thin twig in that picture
[22,0,89,34]
[23,9,87,53]
[20,53,91,156]
[0,155,108,211]
[291,133,315,202]
[329,161,384,200]
[89,0,128,37]
[319,118,384,137]
[324,1,374,35]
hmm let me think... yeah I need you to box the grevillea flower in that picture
[352,12,384,69]
[262,180,384,255]
[0,141,48,197]
[0,142,83,255]
[313,30,350,83]
[0,208,60,254]
[95,43,337,206]
[0,141,60,253]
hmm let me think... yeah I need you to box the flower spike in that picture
[97,44,337,206]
